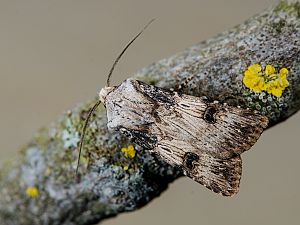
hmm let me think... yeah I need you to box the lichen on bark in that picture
[0,1,299,225]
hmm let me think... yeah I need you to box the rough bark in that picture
[0,1,299,224]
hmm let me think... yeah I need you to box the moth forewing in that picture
[183,152,242,196]
[100,79,268,196]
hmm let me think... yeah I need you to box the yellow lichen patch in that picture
[123,165,129,171]
[121,144,136,159]
[243,64,289,97]
[26,186,39,198]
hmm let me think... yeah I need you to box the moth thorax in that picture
[99,86,115,104]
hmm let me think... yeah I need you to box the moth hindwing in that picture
[100,79,268,196]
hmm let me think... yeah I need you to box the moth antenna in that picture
[75,100,102,177]
[106,18,156,87]
[76,19,155,177]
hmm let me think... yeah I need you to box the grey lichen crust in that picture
[0,1,299,225]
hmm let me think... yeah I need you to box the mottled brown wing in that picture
[150,94,268,160]
[153,137,243,196]
[147,93,268,196]
[184,152,242,196]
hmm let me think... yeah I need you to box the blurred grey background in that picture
[0,0,299,225]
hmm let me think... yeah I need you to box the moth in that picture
[77,20,268,196]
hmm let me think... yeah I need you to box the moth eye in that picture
[183,152,199,170]
[203,106,217,123]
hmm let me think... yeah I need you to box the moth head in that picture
[105,79,155,131]
[99,86,115,105]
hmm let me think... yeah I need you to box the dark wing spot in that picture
[120,127,157,150]
[203,106,217,123]
[180,103,190,108]
[160,146,172,153]
[183,152,199,170]
[136,80,175,105]
[240,126,253,136]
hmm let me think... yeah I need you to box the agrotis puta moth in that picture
[76,20,268,196]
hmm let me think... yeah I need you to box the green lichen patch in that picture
[274,1,300,18]
[273,18,287,35]
[53,100,149,176]
[0,160,13,182]
[242,86,291,123]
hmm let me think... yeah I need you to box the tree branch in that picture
[0,1,299,224]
